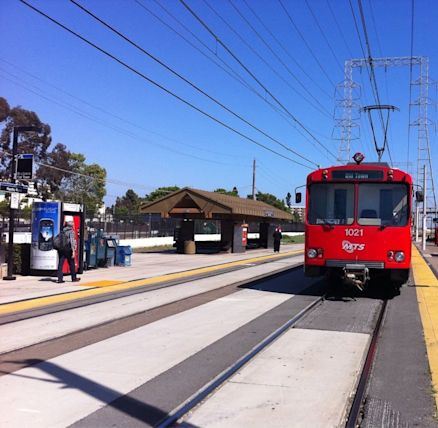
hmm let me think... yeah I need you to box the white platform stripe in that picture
[0,289,291,428]
[185,328,370,428]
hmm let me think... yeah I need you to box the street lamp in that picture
[3,126,42,280]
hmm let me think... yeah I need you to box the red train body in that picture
[302,161,412,289]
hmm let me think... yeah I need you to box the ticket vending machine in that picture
[61,203,85,275]
[31,202,85,275]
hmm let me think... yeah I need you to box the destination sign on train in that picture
[332,170,384,180]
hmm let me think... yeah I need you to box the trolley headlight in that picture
[394,251,405,262]
[307,249,318,258]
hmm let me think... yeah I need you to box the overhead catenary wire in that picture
[0,70,238,167]
[135,0,261,99]
[355,0,394,164]
[277,0,336,88]
[178,0,337,161]
[0,147,162,192]
[407,0,415,167]
[0,65,240,163]
[242,0,333,100]
[223,0,333,118]
[303,0,344,75]
[19,0,314,170]
[137,0,334,161]
[69,0,318,168]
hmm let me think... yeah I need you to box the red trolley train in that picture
[297,153,412,290]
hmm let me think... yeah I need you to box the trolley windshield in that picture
[358,183,409,226]
[308,183,355,225]
[308,182,409,226]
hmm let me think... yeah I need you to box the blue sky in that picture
[1,0,437,206]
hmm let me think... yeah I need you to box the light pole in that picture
[3,126,41,280]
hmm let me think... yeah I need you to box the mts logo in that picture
[342,240,365,253]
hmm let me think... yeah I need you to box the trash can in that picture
[117,246,132,266]
[184,240,196,254]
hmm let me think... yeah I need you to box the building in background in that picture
[290,205,305,222]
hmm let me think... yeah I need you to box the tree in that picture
[57,153,107,218]
[37,143,73,198]
[114,189,142,218]
[146,186,180,202]
[248,191,288,212]
[213,187,239,197]
[285,192,292,209]
[0,97,51,179]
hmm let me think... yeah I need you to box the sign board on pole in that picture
[10,193,19,209]
[16,154,33,180]
[0,182,28,194]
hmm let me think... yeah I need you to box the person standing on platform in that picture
[55,220,80,283]
[273,227,283,253]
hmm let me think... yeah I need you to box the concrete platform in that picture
[0,245,304,305]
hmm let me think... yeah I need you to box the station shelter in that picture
[140,187,292,253]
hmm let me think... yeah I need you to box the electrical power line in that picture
[136,0,334,161]
[326,0,354,59]
[407,0,415,166]
[70,0,319,167]
[0,59,243,161]
[242,0,333,100]
[178,0,337,160]
[352,0,393,164]
[19,0,314,170]
[278,0,336,88]
[0,70,238,167]
[303,0,344,74]
[224,0,333,118]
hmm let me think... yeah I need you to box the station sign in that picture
[0,182,28,194]
[16,154,34,180]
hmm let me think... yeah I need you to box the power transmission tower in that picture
[335,56,436,220]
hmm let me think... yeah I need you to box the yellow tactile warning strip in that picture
[412,245,438,410]
[77,280,124,288]
[0,249,303,317]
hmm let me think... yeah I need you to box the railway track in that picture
[1,261,392,427]
[155,290,388,428]
[345,299,388,427]
[157,295,324,427]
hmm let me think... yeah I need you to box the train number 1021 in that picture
[345,228,364,237]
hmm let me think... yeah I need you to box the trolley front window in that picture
[358,183,409,226]
[308,183,354,225]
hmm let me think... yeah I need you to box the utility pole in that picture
[252,159,256,201]
[4,126,41,280]
[423,164,427,251]
[415,205,420,242]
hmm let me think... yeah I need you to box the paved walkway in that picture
[412,240,438,411]
[0,244,304,305]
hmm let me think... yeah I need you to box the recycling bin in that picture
[117,245,132,266]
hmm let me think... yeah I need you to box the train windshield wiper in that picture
[316,217,335,229]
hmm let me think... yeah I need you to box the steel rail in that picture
[157,295,324,428]
[345,299,388,427]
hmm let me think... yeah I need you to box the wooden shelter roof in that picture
[140,187,292,221]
